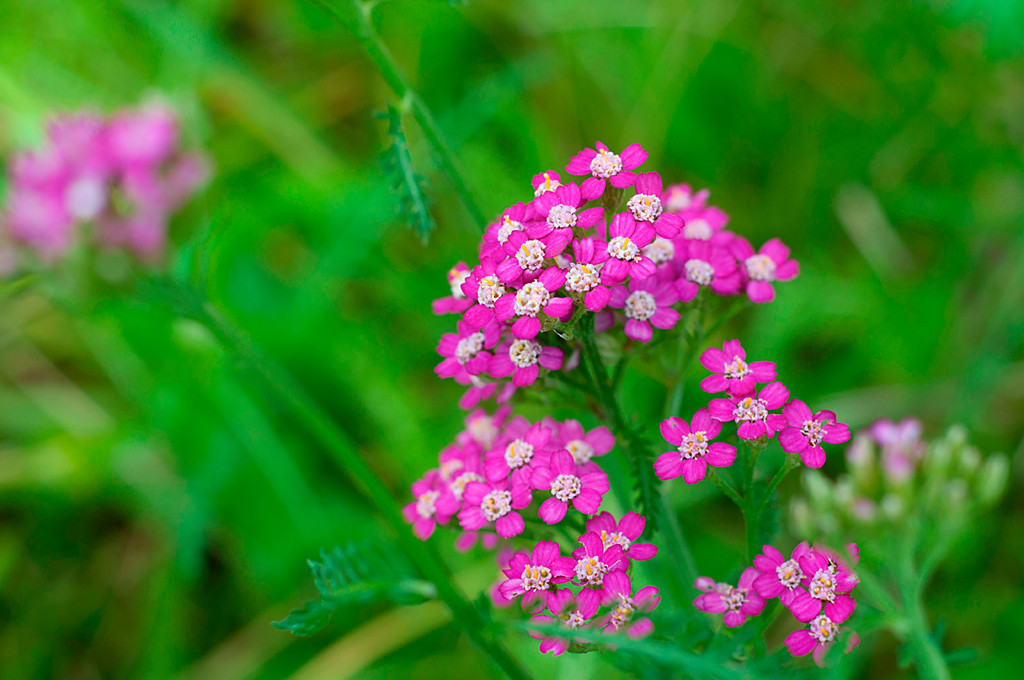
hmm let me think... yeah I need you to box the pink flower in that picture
[498,540,577,613]
[494,266,574,339]
[870,418,926,482]
[785,612,857,667]
[675,240,740,301]
[484,420,553,486]
[480,203,528,261]
[752,543,821,621]
[458,406,511,450]
[571,532,627,588]
[693,568,766,627]
[778,400,851,468]
[459,257,507,329]
[565,237,614,311]
[495,229,564,284]
[531,169,563,197]
[585,511,658,564]
[708,382,790,440]
[608,276,679,342]
[531,449,610,524]
[435,319,501,383]
[436,453,487,518]
[698,339,777,396]
[662,183,709,213]
[600,213,656,285]
[797,549,858,625]
[655,409,737,484]
[627,172,682,239]
[528,182,603,247]
[600,570,660,638]
[106,103,179,168]
[552,419,615,468]
[731,237,799,303]
[528,588,602,656]
[565,141,647,194]
[459,478,532,538]
[402,470,452,540]
[489,338,564,387]
[431,262,474,315]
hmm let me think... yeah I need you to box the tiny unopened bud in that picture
[880,493,904,520]
[790,498,815,537]
[946,479,968,508]
[975,454,1009,507]
[956,446,981,477]
[803,470,834,508]
[851,497,878,523]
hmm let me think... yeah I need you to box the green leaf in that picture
[273,542,436,637]
[380,104,437,241]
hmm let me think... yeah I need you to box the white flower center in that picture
[450,471,484,501]
[723,586,747,612]
[563,610,587,630]
[481,490,513,521]
[520,564,552,591]
[477,275,505,307]
[600,530,631,552]
[809,568,837,602]
[724,356,751,380]
[455,332,485,364]
[467,417,498,447]
[745,254,776,281]
[810,614,839,643]
[607,236,640,262]
[627,193,663,223]
[624,290,657,321]
[733,397,769,423]
[683,218,712,240]
[566,439,595,464]
[534,173,561,196]
[550,473,582,501]
[589,149,623,178]
[509,339,542,368]
[565,263,602,293]
[416,490,440,519]
[439,459,464,481]
[547,204,578,230]
[684,259,714,286]
[516,239,547,272]
[513,281,551,317]
[448,267,470,298]
[776,559,804,589]
[504,439,535,469]
[642,237,675,265]
[678,431,710,460]
[801,419,826,448]
[498,216,524,243]
[574,556,609,585]
[608,595,636,631]
[65,176,106,220]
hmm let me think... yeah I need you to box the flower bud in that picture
[880,493,905,520]
[975,454,1009,507]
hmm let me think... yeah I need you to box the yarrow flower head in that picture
[432,261,474,315]
[401,470,452,540]
[731,237,799,304]
[599,570,660,638]
[2,103,209,264]
[528,588,602,656]
[494,266,574,339]
[627,172,682,239]
[571,532,627,588]
[699,339,777,397]
[565,141,647,196]
[656,409,737,484]
[752,543,822,621]
[608,275,680,343]
[498,540,577,613]
[458,477,532,538]
[708,381,790,441]
[489,337,564,387]
[778,400,852,468]
[600,213,657,285]
[693,568,766,628]
[531,449,610,524]
[585,511,658,565]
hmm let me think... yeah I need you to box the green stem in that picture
[741,442,764,561]
[577,329,698,586]
[195,302,532,680]
[896,545,951,680]
[707,469,744,506]
[313,0,488,231]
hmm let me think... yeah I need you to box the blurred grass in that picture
[1,0,1023,678]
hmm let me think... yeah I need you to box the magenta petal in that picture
[705,442,737,467]
[654,452,684,480]
[681,457,708,484]
[628,542,658,560]
[785,630,817,657]
[511,315,541,339]
[624,319,653,342]
[779,427,808,453]
[573,488,603,514]
[800,446,826,469]
[495,512,525,537]
[747,280,775,303]
[538,497,568,525]
[700,374,730,394]
[544,297,573,318]
[584,285,612,311]
[660,416,688,445]
[609,170,637,189]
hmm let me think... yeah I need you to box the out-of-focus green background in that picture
[1,0,1022,678]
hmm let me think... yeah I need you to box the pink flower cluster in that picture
[1,103,209,264]
[657,339,851,483]
[403,409,616,541]
[695,543,860,667]
[432,141,799,406]
[496,512,660,655]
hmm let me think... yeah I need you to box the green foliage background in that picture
[1,0,1022,678]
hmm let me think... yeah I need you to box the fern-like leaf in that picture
[273,542,436,636]
[380,104,436,241]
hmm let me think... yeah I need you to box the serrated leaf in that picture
[380,104,436,241]
[273,542,436,636]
